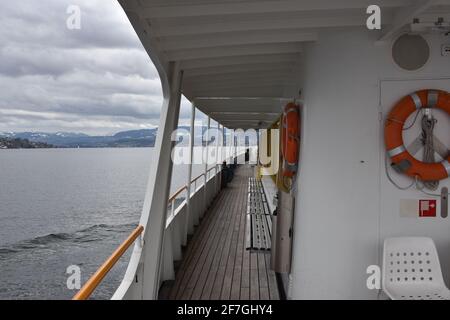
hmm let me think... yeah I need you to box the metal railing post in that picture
[186,103,195,237]
[204,116,210,210]
[215,122,220,194]
[170,199,175,219]
[257,128,260,166]
[223,126,227,163]
[234,129,237,164]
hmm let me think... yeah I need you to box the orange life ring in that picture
[385,89,450,181]
[281,102,300,177]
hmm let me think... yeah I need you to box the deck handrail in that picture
[168,185,188,203]
[73,225,144,300]
[167,165,220,203]
[207,166,217,173]
[191,173,205,184]
[167,165,220,218]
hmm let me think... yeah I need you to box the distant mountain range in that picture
[0,126,257,149]
[0,129,159,148]
[0,127,213,148]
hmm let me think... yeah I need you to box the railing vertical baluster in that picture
[171,199,175,219]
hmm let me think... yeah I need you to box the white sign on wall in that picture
[400,199,437,218]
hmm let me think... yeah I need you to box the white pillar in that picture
[223,126,227,163]
[186,103,195,236]
[215,122,220,194]
[139,62,183,299]
[204,116,211,209]
[234,129,238,164]
[216,122,220,171]
[257,129,260,166]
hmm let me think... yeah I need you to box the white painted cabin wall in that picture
[290,29,450,299]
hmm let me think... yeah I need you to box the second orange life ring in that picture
[385,89,450,181]
[281,102,300,178]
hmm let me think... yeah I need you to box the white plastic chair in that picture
[382,237,450,300]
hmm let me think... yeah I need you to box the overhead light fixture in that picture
[410,17,450,34]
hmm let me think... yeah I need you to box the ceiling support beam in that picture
[194,97,289,104]
[193,98,287,114]
[188,81,290,92]
[378,0,439,42]
[142,0,412,18]
[155,14,393,37]
[185,70,292,83]
[166,43,303,60]
[159,31,317,50]
[191,85,285,96]
[180,54,300,70]
[212,114,280,121]
[183,63,295,77]
[210,111,281,116]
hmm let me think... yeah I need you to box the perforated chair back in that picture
[382,237,450,300]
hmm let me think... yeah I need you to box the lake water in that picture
[0,148,205,300]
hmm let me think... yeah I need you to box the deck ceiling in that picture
[120,0,450,129]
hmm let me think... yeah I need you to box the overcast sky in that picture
[0,0,205,135]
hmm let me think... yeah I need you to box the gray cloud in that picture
[0,0,200,135]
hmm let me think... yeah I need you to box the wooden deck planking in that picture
[250,252,260,300]
[265,253,280,300]
[197,179,241,299]
[258,252,270,300]
[170,190,226,299]
[229,182,247,299]
[241,221,251,299]
[219,176,245,300]
[178,188,232,298]
[209,176,244,300]
[162,166,280,300]
[189,188,235,299]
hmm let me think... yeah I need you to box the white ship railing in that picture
[73,154,242,300]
